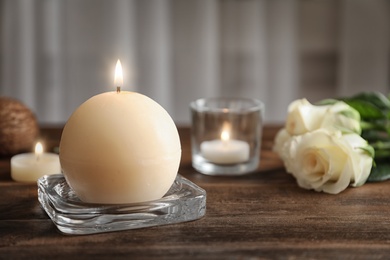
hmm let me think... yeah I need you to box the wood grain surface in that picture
[1,126,390,259]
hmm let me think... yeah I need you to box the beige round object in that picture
[59,91,181,204]
[0,97,39,156]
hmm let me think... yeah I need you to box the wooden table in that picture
[1,126,390,259]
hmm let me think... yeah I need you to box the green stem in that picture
[371,141,390,150]
[360,121,376,130]
[374,149,390,159]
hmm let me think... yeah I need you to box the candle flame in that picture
[221,129,230,141]
[221,122,231,142]
[114,59,123,92]
[35,142,43,161]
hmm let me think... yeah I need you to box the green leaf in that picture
[367,163,390,182]
[343,99,386,120]
[347,92,390,110]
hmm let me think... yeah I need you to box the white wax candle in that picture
[11,142,61,183]
[59,60,181,204]
[201,140,250,164]
[200,128,250,164]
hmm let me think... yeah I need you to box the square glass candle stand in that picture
[190,98,264,176]
[38,174,206,235]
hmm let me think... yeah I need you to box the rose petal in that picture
[281,129,373,194]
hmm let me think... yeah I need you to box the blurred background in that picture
[0,0,389,125]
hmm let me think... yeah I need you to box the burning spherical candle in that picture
[59,60,181,204]
[11,142,61,182]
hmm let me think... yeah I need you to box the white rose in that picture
[286,99,326,135]
[321,102,361,134]
[286,99,361,135]
[284,129,373,194]
[273,128,291,156]
[273,128,292,171]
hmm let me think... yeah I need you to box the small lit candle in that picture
[200,124,250,164]
[11,142,61,183]
[59,59,181,204]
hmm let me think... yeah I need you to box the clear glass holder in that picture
[190,97,264,176]
[192,154,259,176]
[38,174,206,235]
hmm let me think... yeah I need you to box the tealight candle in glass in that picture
[190,98,264,176]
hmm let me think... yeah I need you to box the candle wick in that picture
[36,154,40,162]
[116,86,121,93]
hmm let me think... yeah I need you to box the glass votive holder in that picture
[190,98,264,176]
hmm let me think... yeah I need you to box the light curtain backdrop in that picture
[1,0,389,125]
